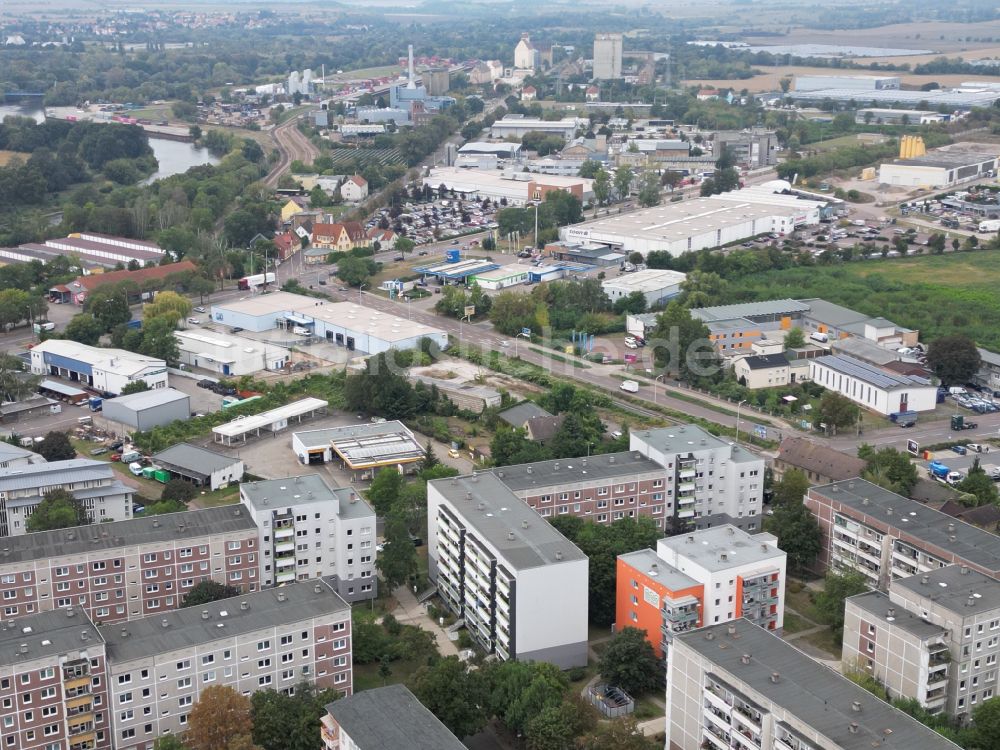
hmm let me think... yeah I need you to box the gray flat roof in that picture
[0,459,112,492]
[0,608,103,665]
[105,387,189,412]
[0,442,39,461]
[619,548,699,592]
[0,506,256,565]
[102,579,349,663]
[813,354,930,389]
[894,152,998,169]
[325,684,466,750]
[659,526,782,572]
[894,564,1000,615]
[633,425,760,465]
[812,480,1000,573]
[691,299,809,322]
[294,421,424,466]
[494,451,662,492]
[848,590,945,640]
[677,620,961,750]
[153,443,240,476]
[431,473,586,570]
[240,475,373,521]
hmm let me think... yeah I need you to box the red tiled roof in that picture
[71,260,198,292]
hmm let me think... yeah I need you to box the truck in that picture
[32,322,56,333]
[928,461,964,485]
[979,219,1000,233]
[951,414,979,431]
[88,397,103,412]
[237,272,276,290]
[620,380,639,393]
[890,410,918,427]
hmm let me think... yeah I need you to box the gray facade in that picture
[714,129,779,168]
[152,443,244,491]
[101,388,190,433]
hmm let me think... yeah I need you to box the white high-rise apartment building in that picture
[593,33,623,80]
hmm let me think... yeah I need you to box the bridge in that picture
[3,91,44,100]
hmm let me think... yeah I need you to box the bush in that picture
[161,479,197,503]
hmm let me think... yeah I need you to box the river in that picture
[0,102,221,182]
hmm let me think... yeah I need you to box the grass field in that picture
[841,252,1000,288]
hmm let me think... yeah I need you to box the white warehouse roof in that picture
[602,269,687,293]
[213,397,328,440]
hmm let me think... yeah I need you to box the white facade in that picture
[427,474,589,668]
[423,166,593,207]
[630,425,765,529]
[593,33,623,80]
[341,177,368,202]
[795,74,900,91]
[176,330,290,376]
[240,475,377,603]
[809,354,938,415]
[29,340,168,395]
[514,35,538,71]
[733,356,791,389]
[657,527,786,631]
[878,158,999,188]
[469,266,530,290]
[602,269,686,307]
[490,115,583,141]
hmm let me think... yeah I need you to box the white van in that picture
[292,326,312,336]
[620,380,639,393]
[809,331,829,344]
[128,462,144,476]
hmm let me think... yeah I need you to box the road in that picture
[264,114,320,189]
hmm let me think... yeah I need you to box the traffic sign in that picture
[907,439,919,456]
[521,327,531,336]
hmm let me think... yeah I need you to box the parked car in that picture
[952,445,968,455]
[197,379,215,389]
[186,317,201,325]
[230,327,244,334]
[418,250,428,256]
[109,441,124,451]
[448,448,461,458]
[90,447,108,456]
[193,306,206,313]
[128,462,144,476]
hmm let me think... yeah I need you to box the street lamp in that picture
[514,331,530,357]
[358,282,367,304]
[654,374,665,405]
[735,399,747,443]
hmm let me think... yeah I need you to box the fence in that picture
[588,683,634,719]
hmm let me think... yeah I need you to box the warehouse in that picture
[560,191,821,256]
[468,265,531,290]
[794,74,900,91]
[422,167,594,207]
[459,142,523,159]
[213,397,328,445]
[601,269,686,307]
[29,340,168,395]
[878,149,999,189]
[152,443,244,491]
[101,388,190,434]
[175,330,291,376]
[292,421,424,478]
[210,293,448,355]
[489,114,583,141]
[855,108,948,126]
[809,354,937,415]
[787,87,1000,108]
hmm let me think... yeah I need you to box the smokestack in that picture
[407,45,416,88]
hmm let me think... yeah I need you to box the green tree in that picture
[185,685,256,750]
[139,316,180,364]
[336,255,377,287]
[63,313,104,346]
[182,580,241,608]
[637,171,661,208]
[592,168,611,207]
[0,354,37,402]
[784,327,806,349]
[144,290,192,325]
[490,428,550,466]
[26,489,90,532]
[764,501,821,575]
[957,459,1000,507]
[814,571,869,637]
[526,698,596,750]
[772,469,810,507]
[119,380,150,396]
[858,445,919,495]
[926,334,982,386]
[377,510,418,591]
[971,697,1000,750]
[612,291,647,315]
[412,656,488,738]
[366,468,405,515]
[483,660,568,736]
[83,284,131,331]
[395,237,416,255]
[598,627,660,696]
[816,391,859,435]
[37,430,76,461]
[650,301,720,383]
[161,478,198,503]
[250,683,341,750]
[613,166,633,201]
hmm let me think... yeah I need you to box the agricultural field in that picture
[326,147,406,167]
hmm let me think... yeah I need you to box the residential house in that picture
[733,353,791,389]
[521,85,537,102]
[586,85,600,101]
[312,224,351,252]
[366,228,397,249]
[773,437,866,484]
[273,231,299,262]
[280,196,311,223]
[498,401,553,430]
[341,175,369,203]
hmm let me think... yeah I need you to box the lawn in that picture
[353,656,427,692]
[800,628,844,660]
[781,611,811,635]
[192,485,239,508]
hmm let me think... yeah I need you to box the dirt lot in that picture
[0,150,27,167]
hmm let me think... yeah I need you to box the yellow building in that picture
[281,197,310,223]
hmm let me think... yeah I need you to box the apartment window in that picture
[176,660,190,671]
[179,696,192,707]
[258,676,272,686]
[202,672,216,684]
[257,640,270,652]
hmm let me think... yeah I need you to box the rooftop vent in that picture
[555,551,563,561]
[705,632,715,641]
[887,608,895,618]
[687,536,695,544]
[770,672,780,684]
[120,629,128,638]
[852,701,862,713]
[66,608,75,618]
[314,585,322,594]
[80,631,89,642]
[477,502,485,511]
[849,723,859,734]
[201,610,209,620]
[507,532,515,541]
[554,463,560,471]
[961,565,970,575]
[740,653,751,664]
[719,552,728,562]
[609,456,616,464]
[861,497,869,506]
[948,523,956,533]
[466,492,472,501]
[18,643,27,654]
[526,466,533,474]
[521,520,529,529]
[727,624,737,635]
[240,601,249,611]
[968,596,976,607]
[161,619,169,628]
[277,592,287,603]
[921,575,929,585]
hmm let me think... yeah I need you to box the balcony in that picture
[69,734,97,750]
[678,508,696,519]
[677,481,696,494]
[732,705,762,734]
[678,494,696,506]
[679,468,696,479]
[704,707,731,732]
[704,686,732,713]
[68,721,95,737]
[704,722,730,747]
[275,556,296,569]
[64,675,90,692]
[274,527,294,539]
[276,570,295,584]
[274,541,295,554]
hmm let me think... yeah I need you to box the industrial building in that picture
[409,374,502,413]
[0,506,259,624]
[427,473,589,667]
[489,114,584,141]
[19,232,166,270]
[843,565,1000,718]
[787,86,1000,108]
[468,265,531,290]
[322,684,467,750]
[794,74,901,91]
[0,395,60,424]
[414,256,500,285]
[212,397,328,445]
[560,189,823,256]
[104,579,353,749]
[100,387,190,434]
[151,443,244,491]
[593,32,624,80]
[617,525,786,661]
[48,260,198,305]
[666,620,960,750]
[0,441,44,469]
[292,421,425,478]
[878,148,1000,189]
[209,293,448,355]
[458,141,523,160]
[809,354,937,415]
[631,425,766,532]
[601,269,686,307]
[804,479,1000,589]
[422,167,594,206]
[856,108,949,126]
[29,340,168,396]
[175,329,291,376]
[240,475,377,602]
[975,347,1000,393]
[713,129,780,168]
[0,459,133,538]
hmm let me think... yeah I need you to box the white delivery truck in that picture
[979,219,1000,233]
[620,380,639,393]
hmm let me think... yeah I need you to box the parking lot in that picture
[366,196,499,245]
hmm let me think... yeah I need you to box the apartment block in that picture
[240,475,377,603]
[492,451,670,528]
[844,565,1000,719]
[103,579,352,750]
[667,619,961,750]
[805,479,1000,589]
[0,459,134,538]
[0,609,112,750]
[631,425,766,532]
[0,507,259,625]
[617,525,785,663]
[321,684,466,750]
[427,473,589,668]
